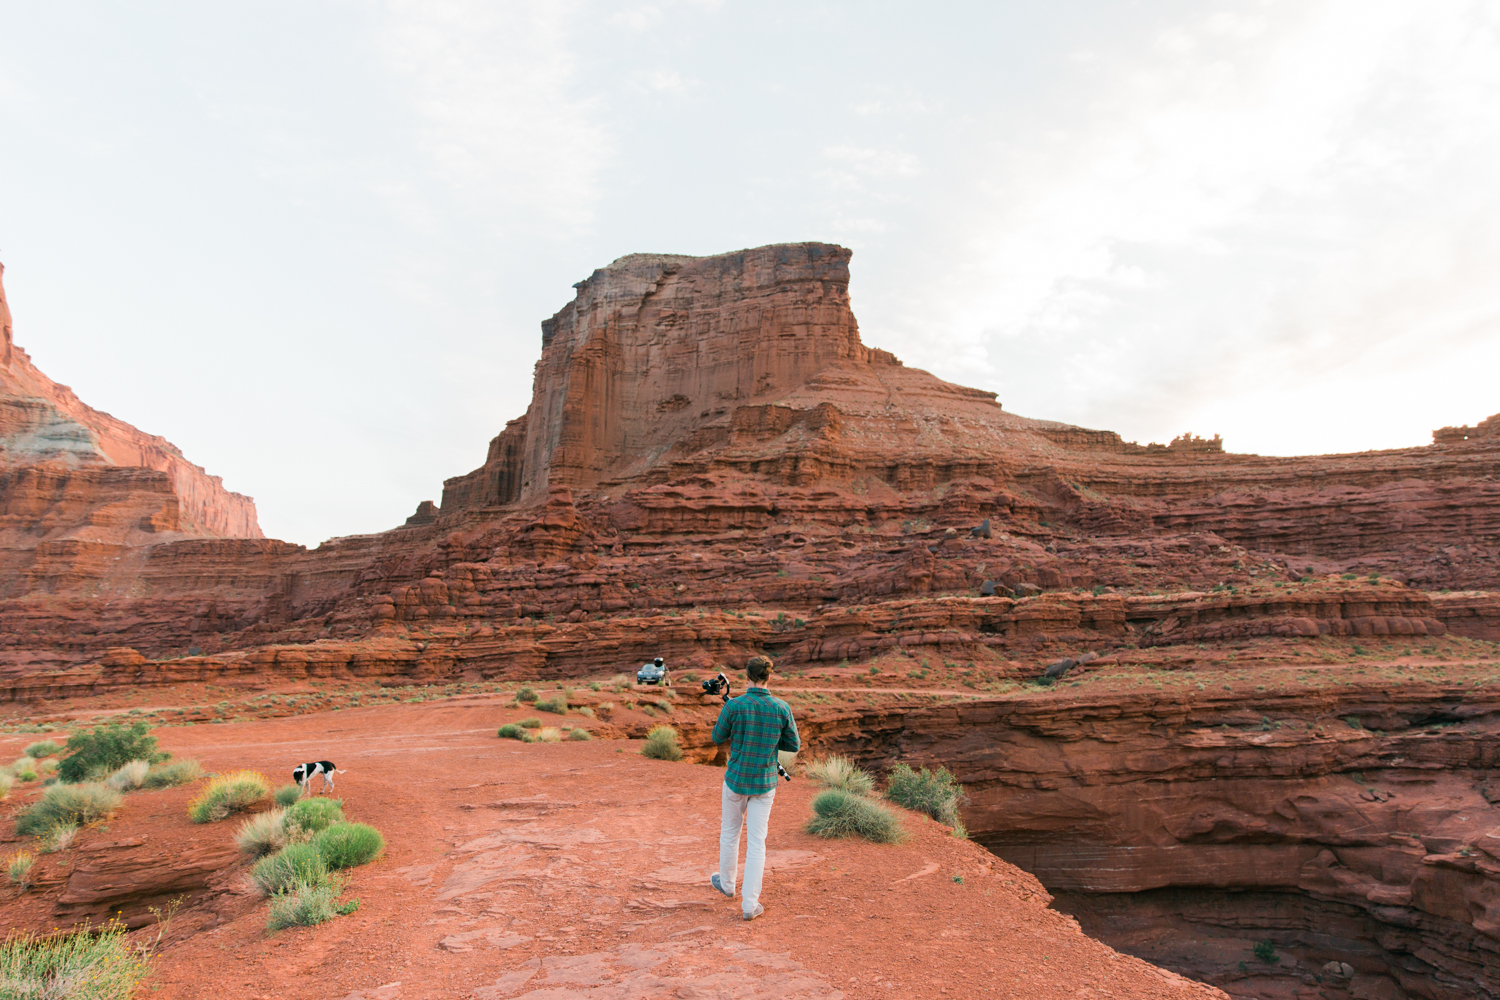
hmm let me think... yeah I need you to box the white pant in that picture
[718,782,777,914]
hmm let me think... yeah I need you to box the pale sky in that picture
[2,1,1497,545]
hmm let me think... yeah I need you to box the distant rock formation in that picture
[0,261,262,552]
[1434,412,1500,444]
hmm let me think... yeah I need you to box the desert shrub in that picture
[805,756,875,796]
[568,728,593,741]
[1253,939,1279,964]
[641,725,683,762]
[38,821,79,854]
[268,876,344,930]
[577,706,595,719]
[251,842,329,896]
[535,696,567,714]
[885,764,967,831]
[57,721,168,783]
[142,759,203,789]
[273,783,302,807]
[517,687,538,703]
[38,759,58,775]
[235,809,288,858]
[283,798,344,840]
[0,773,12,800]
[0,924,148,998]
[15,782,122,836]
[530,727,563,743]
[23,740,61,759]
[7,850,35,888]
[105,760,151,791]
[313,822,385,869]
[804,789,906,844]
[518,717,542,729]
[187,770,270,823]
[10,756,38,778]
[498,723,527,740]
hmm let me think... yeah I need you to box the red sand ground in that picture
[2,697,1225,1000]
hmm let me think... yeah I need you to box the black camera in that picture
[701,671,732,703]
[776,762,793,783]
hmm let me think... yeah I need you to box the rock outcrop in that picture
[0,262,262,546]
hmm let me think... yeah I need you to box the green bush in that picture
[15,782,123,836]
[535,696,567,714]
[517,687,538,703]
[23,740,61,759]
[568,728,593,741]
[235,809,288,858]
[251,842,329,895]
[105,760,150,791]
[498,723,527,740]
[1253,939,1279,964]
[805,756,875,796]
[283,798,344,840]
[641,725,683,761]
[518,717,542,729]
[187,770,270,823]
[268,877,345,930]
[0,924,149,998]
[143,759,203,789]
[885,763,967,830]
[805,789,906,843]
[273,783,302,807]
[57,721,168,783]
[313,822,385,869]
[10,757,38,780]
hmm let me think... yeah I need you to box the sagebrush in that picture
[15,782,122,836]
[57,721,168,783]
[641,725,683,761]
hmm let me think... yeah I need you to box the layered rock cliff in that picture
[0,263,262,547]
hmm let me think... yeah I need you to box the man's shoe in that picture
[743,904,764,921]
[710,874,733,898]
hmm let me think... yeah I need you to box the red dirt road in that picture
[2,700,1225,1000]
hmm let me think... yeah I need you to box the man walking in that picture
[709,654,800,921]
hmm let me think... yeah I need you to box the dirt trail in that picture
[1,703,1225,1000]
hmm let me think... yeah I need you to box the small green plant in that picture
[804,756,876,796]
[952,874,964,883]
[283,798,345,840]
[187,770,270,823]
[251,842,329,895]
[10,757,39,782]
[23,740,61,759]
[143,759,204,788]
[105,759,151,791]
[1253,939,1279,964]
[235,809,288,858]
[268,876,348,930]
[885,764,967,831]
[805,789,906,843]
[57,721,169,783]
[7,850,35,888]
[313,822,385,869]
[517,687,539,703]
[535,696,568,714]
[568,728,593,741]
[498,723,527,740]
[641,725,684,761]
[519,717,542,729]
[0,923,150,996]
[273,783,302,807]
[15,782,122,836]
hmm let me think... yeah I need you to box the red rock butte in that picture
[2,244,1500,1000]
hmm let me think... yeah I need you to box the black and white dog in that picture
[291,760,346,797]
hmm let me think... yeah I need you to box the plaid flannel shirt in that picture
[711,686,800,795]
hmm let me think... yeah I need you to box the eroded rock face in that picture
[0,262,262,548]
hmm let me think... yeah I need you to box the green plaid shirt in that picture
[712,686,800,795]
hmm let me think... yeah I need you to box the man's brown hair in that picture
[746,655,774,684]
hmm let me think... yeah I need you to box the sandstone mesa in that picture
[1,244,1498,1000]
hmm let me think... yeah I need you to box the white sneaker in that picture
[743,904,764,921]
[710,874,733,898]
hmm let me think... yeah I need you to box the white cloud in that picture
[380,0,609,235]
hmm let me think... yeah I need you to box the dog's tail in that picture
[335,768,348,774]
